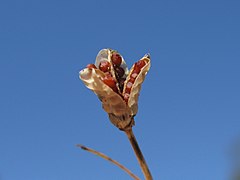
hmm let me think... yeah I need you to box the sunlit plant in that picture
[78,49,153,180]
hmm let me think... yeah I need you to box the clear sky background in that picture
[0,0,240,180]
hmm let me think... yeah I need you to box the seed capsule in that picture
[79,49,151,130]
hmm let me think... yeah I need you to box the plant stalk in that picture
[76,144,140,180]
[124,128,153,180]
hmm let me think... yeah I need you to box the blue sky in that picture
[0,0,240,179]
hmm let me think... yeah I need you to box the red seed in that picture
[118,78,125,92]
[105,72,112,77]
[99,61,111,72]
[124,81,133,94]
[123,93,130,103]
[126,81,133,89]
[128,77,135,83]
[102,76,118,92]
[132,67,141,74]
[125,87,131,94]
[136,60,146,69]
[111,52,122,66]
[86,64,97,69]
[119,78,125,84]
[131,72,138,79]
[115,66,125,78]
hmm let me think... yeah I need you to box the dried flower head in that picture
[79,49,150,130]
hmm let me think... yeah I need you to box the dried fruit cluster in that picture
[80,49,150,130]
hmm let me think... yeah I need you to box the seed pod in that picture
[79,49,150,130]
[123,54,150,116]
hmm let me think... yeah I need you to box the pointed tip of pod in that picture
[144,53,151,59]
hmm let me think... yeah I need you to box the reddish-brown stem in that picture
[124,128,153,180]
[76,144,140,180]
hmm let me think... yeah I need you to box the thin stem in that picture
[124,128,153,180]
[76,144,140,180]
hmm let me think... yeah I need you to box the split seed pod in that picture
[79,49,150,130]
